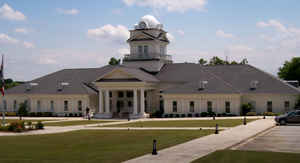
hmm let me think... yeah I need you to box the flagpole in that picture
[1,54,5,126]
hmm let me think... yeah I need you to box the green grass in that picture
[0,130,213,163]
[103,119,258,128]
[192,150,300,163]
[4,119,55,124]
[44,120,117,126]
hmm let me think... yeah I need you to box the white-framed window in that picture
[50,101,54,112]
[267,101,272,112]
[225,101,230,113]
[37,100,41,112]
[3,100,7,111]
[13,100,17,112]
[64,100,68,111]
[172,101,177,112]
[144,45,148,55]
[189,101,195,113]
[207,101,212,112]
[138,46,143,56]
[78,100,82,111]
[284,101,290,111]
[160,45,165,54]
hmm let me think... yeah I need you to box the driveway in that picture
[236,126,300,153]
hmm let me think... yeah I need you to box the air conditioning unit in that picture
[250,80,259,90]
[26,82,38,91]
[198,81,208,90]
[57,82,70,91]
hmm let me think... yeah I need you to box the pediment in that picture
[128,32,155,42]
[95,68,140,82]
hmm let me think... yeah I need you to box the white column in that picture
[98,90,103,113]
[105,90,110,113]
[140,88,145,115]
[133,89,138,114]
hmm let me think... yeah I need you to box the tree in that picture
[209,56,225,65]
[278,57,300,82]
[198,58,207,65]
[17,102,28,120]
[109,57,121,65]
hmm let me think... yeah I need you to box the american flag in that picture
[0,55,4,96]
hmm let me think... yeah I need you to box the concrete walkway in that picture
[85,127,230,130]
[124,119,275,163]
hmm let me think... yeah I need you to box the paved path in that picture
[234,125,300,153]
[85,127,230,130]
[124,119,275,163]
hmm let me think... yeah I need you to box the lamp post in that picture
[152,139,158,155]
[215,124,219,134]
[243,116,247,125]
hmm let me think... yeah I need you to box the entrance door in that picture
[116,100,124,113]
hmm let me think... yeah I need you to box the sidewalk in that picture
[124,119,275,163]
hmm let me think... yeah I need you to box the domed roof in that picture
[135,15,163,29]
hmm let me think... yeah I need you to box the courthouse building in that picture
[2,16,300,118]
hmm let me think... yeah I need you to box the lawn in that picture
[3,119,56,124]
[192,150,300,163]
[102,119,258,128]
[44,120,117,126]
[0,130,213,163]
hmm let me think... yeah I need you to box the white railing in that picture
[123,53,172,61]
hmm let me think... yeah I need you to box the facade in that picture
[2,16,300,118]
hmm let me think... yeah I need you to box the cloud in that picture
[57,8,79,15]
[87,24,130,43]
[0,33,19,44]
[177,30,185,36]
[123,0,207,13]
[0,3,26,21]
[256,19,288,33]
[216,30,235,38]
[23,41,35,48]
[228,45,253,52]
[15,28,29,34]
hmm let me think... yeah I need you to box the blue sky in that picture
[0,0,300,81]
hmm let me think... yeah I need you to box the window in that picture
[128,101,132,107]
[160,45,165,54]
[144,45,148,55]
[3,100,7,111]
[284,101,290,111]
[25,100,30,112]
[13,100,17,112]
[37,100,41,112]
[50,101,54,112]
[78,100,82,111]
[189,101,195,113]
[267,101,272,112]
[126,91,133,98]
[207,101,212,112]
[138,46,143,55]
[64,100,68,111]
[109,91,112,98]
[118,91,124,98]
[172,101,177,112]
[225,101,231,113]
[144,91,147,98]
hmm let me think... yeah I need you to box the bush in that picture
[79,113,83,117]
[35,121,44,129]
[175,114,180,118]
[169,114,173,118]
[164,114,169,118]
[6,112,17,116]
[29,112,36,117]
[69,113,73,117]
[181,114,186,118]
[201,112,208,117]
[37,112,42,117]
[195,113,200,117]
[17,102,28,119]
[208,111,216,117]
[263,112,278,116]
[150,110,164,118]
[188,113,193,117]
[8,121,25,132]
[42,112,53,117]
[241,103,252,116]
[246,112,257,116]
[27,121,33,129]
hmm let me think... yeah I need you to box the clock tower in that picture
[123,15,172,72]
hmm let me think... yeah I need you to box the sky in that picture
[0,0,300,81]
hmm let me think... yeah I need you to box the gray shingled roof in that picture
[6,65,158,95]
[157,63,300,94]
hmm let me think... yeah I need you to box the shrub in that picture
[246,112,257,116]
[208,111,216,117]
[181,114,186,118]
[201,112,208,117]
[169,114,174,118]
[263,112,278,116]
[6,112,17,116]
[195,113,200,117]
[35,121,44,129]
[164,114,169,118]
[43,112,53,117]
[175,114,180,118]
[69,113,73,117]
[188,113,193,117]
[150,110,164,118]
[27,121,33,129]
[29,112,36,117]
[17,102,28,120]
[8,121,25,132]
[241,103,252,116]
[36,112,42,117]
[79,113,83,117]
